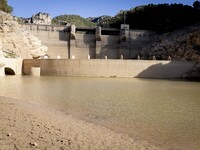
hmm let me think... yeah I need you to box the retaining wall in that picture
[23,59,195,79]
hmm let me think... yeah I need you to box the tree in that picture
[193,0,200,9]
[0,0,13,13]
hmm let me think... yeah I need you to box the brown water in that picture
[0,76,200,149]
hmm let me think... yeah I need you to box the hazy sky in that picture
[8,0,193,18]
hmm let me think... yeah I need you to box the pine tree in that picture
[193,0,200,9]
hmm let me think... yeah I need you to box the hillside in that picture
[142,23,200,62]
[87,15,112,28]
[141,23,200,80]
[94,3,200,32]
[52,15,96,27]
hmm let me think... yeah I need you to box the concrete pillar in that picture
[95,26,101,59]
[96,41,101,59]
[37,25,39,31]
[96,26,101,41]
[70,25,76,59]
[70,25,76,40]
[47,25,51,39]
[119,24,130,59]
[120,24,129,41]
[137,55,141,60]
[30,67,41,76]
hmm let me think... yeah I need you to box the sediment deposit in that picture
[0,96,163,150]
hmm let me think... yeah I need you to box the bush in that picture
[0,0,13,13]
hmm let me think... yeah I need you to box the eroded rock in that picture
[0,11,48,59]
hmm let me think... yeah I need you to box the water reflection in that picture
[0,76,200,149]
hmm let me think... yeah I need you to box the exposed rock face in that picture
[0,11,48,59]
[141,23,200,80]
[30,12,51,25]
[141,24,200,62]
[14,12,52,25]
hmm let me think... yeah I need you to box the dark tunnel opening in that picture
[5,67,15,75]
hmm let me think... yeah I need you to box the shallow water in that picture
[0,76,200,149]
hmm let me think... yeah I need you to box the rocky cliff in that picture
[141,23,200,80]
[14,12,52,25]
[0,11,48,59]
[29,12,51,25]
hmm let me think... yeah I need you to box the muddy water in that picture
[0,76,200,149]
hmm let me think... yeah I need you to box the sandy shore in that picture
[0,96,165,150]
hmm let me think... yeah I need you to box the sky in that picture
[8,0,193,18]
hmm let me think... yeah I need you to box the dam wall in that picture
[21,24,155,59]
[21,24,70,59]
[23,59,195,79]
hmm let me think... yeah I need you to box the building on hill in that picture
[14,12,52,25]
[30,12,52,25]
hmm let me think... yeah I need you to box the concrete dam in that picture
[21,24,155,59]
[19,24,195,79]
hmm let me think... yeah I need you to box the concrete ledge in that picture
[23,59,195,79]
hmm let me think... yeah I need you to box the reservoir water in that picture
[0,76,200,149]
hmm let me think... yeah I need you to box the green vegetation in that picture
[1,0,200,33]
[193,0,200,9]
[0,0,13,13]
[108,2,200,32]
[52,15,96,27]
[87,16,112,28]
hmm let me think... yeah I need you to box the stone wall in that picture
[22,24,155,59]
[23,59,195,79]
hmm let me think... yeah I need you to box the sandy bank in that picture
[0,96,165,150]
